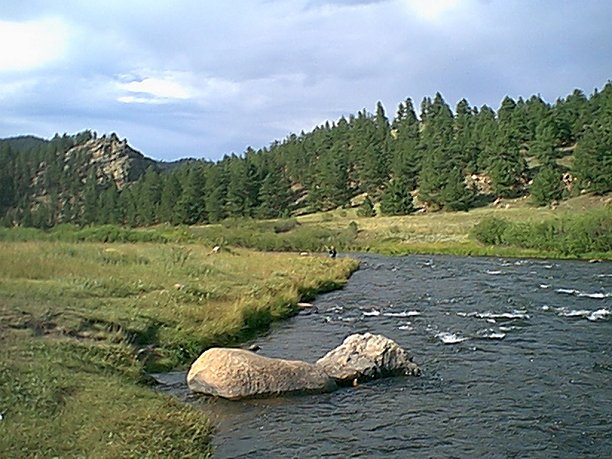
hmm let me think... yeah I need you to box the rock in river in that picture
[187,333,419,399]
[316,332,420,384]
[187,348,337,399]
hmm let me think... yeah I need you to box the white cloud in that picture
[401,0,461,21]
[1,0,611,161]
[117,73,192,103]
[116,71,242,106]
[0,18,69,72]
[117,95,169,105]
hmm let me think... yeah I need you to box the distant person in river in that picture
[328,246,337,258]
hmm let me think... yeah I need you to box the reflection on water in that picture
[160,254,612,458]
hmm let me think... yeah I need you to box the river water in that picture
[159,254,611,458]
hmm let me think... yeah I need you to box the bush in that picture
[357,196,376,217]
[470,217,510,245]
[470,207,612,256]
[273,218,299,233]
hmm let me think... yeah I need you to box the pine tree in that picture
[488,107,527,198]
[497,96,517,125]
[473,105,498,172]
[357,195,376,217]
[225,156,249,217]
[439,167,474,211]
[524,95,551,142]
[353,104,390,196]
[240,149,263,217]
[176,163,207,224]
[573,118,612,194]
[139,166,162,225]
[553,88,589,144]
[204,164,227,223]
[98,184,121,224]
[390,98,421,189]
[418,148,447,208]
[488,141,527,198]
[373,101,392,169]
[258,169,292,219]
[81,169,99,225]
[417,93,459,209]
[530,118,558,166]
[454,98,479,172]
[531,164,565,206]
[317,143,351,210]
[119,187,139,227]
[159,174,182,224]
[0,144,15,215]
[380,179,414,215]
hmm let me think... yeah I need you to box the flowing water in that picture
[158,254,611,458]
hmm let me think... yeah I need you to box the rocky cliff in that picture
[62,133,157,190]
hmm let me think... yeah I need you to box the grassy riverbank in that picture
[298,193,611,259]
[0,242,358,457]
[1,194,610,260]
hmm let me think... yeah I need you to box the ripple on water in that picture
[165,254,612,459]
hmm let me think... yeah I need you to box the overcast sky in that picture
[1,0,610,161]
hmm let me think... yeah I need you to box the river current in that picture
[159,254,611,458]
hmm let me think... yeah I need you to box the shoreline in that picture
[0,242,358,457]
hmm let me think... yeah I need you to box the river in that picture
[158,254,611,458]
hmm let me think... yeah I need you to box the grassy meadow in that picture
[0,242,358,457]
[183,192,610,259]
[308,193,612,258]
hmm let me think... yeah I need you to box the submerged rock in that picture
[187,348,336,399]
[316,332,420,384]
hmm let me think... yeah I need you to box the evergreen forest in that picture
[0,83,610,229]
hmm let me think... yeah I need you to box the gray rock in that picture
[187,348,337,399]
[316,332,420,384]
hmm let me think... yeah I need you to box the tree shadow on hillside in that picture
[471,193,497,209]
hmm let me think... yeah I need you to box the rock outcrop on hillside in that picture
[64,133,156,190]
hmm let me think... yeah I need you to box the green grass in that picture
[470,205,611,257]
[2,193,609,259]
[296,193,611,259]
[0,241,358,457]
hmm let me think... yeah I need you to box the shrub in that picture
[470,217,510,245]
[273,218,299,233]
[470,206,612,256]
[357,196,376,217]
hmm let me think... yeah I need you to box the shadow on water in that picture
[157,254,612,458]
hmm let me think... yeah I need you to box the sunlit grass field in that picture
[297,193,611,258]
[0,242,358,457]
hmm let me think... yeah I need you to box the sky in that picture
[1,0,610,162]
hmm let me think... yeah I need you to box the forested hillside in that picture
[1,83,610,228]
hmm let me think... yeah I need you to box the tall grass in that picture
[0,241,358,456]
[0,194,609,260]
[470,206,611,256]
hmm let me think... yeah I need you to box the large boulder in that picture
[187,348,337,399]
[316,332,420,384]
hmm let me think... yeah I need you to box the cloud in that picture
[117,73,192,103]
[400,0,461,21]
[0,0,610,161]
[0,17,69,72]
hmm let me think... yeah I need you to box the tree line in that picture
[0,82,610,228]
